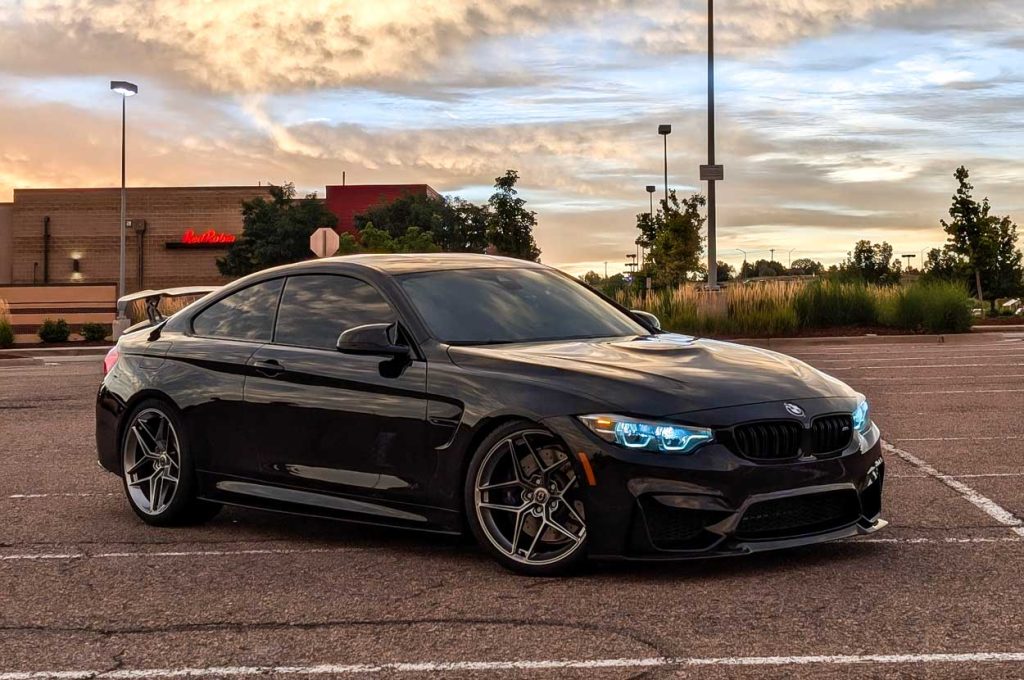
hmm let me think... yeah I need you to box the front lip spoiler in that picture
[589,516,888,562]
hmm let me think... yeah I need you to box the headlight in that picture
[578,414,713,454]
[852,399,870,433]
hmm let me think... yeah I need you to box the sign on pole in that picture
[699,164,724,181]
[309,227,340,258]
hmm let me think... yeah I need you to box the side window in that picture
[274,275,398,350]
[191,278,284,341]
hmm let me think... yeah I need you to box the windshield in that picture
[398,267,650,345]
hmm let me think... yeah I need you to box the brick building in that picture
[325,184,440,234]
[0,183,438,292]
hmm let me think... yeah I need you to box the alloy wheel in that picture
[122,408,181,516]
[474,430,586,566]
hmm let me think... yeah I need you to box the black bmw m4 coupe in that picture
[96,254,886,575]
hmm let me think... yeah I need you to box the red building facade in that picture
[325,184,440,235]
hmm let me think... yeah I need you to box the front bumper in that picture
[543,400,885,560]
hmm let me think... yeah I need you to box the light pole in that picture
[787,248,797,269]
[658,125,671,206]
[699,0,721,290]
[735,248,748,282]
[110,80,138,305]
[640,185,656,268]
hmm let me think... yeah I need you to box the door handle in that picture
[252,359,284,377]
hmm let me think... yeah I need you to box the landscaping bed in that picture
[618,279,974,337]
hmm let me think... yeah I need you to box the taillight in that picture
[103,346,120,376]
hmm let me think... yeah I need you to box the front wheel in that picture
[465,422,587,576]
[120,399,221,526]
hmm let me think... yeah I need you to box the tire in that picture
[120,398,221,526]
[464,420,588,576]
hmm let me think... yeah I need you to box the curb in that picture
[972,325,1024,333]
[734,332,1014,348]
[0,345,113,357]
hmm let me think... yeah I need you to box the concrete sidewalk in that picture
[0,344,112,366]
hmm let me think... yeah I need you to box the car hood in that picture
[447,333,855,416]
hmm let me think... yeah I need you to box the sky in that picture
[1,0,1022,276]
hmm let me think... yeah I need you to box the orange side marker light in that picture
[576,451,597,486]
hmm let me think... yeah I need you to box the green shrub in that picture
[618,279,972,337]
[878,280,973,333]
[0,318,13,348]
[38,318,71,343]
[794,280,877,328]
[80,322,110,342]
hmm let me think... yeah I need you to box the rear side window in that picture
[274,275,397,350]
[190,278,284,341]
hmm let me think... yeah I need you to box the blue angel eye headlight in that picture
[578,415,713,454]
[852,399,870,433]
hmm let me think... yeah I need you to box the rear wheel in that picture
[121,399,221,526]
[465,422,587,575]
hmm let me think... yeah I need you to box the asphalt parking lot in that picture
[2,332,1023,678]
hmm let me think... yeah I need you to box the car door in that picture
[169,277,284,480]
[241,273,431,509]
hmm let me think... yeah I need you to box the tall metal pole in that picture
[663,135,669,206]
[706,0,718,289]
[119,96,127,299]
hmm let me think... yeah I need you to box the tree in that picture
[941,166,991,303]
[839,240,901,285]
[581,270,603,286]
[740,259,786,278]
[638,190,706,286]
[922,247,964,280]
[336,222,440,255]
[789,258,824,276]
[218,183,337,277]
[932,167,1021,308]
[354,192,488,253]
[486,170,541,261]
[988,215,1023,306]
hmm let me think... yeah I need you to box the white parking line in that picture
[896,436,1024,442]
[0,547,367,562]
[796,341,1024,350]
[6,493,119,499]
[882,441,1024,538]
[877,389,1024,395]
[827,363,1024,371]
[810,353,1024,363]
[858,537,1022,545]
[889,473,1024,479]
[3,652,1024,678]
[853,374,1024,383]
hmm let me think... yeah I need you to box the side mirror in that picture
[631,309,661,330]
[336,322,409,358]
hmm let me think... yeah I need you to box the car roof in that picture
[289,253,550,275]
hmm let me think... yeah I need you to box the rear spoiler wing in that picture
[116,286,219,324]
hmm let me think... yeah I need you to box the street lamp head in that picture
[645,185,656,193]
[110,80,138,97]
[657,124,672,135]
